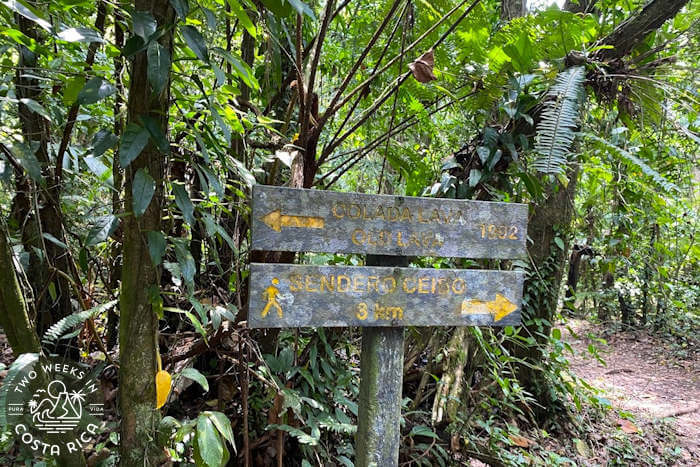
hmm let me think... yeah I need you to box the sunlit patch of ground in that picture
[564,319,699,464]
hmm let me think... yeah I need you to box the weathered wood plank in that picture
[251,185,528,259]
[248,263,524,328]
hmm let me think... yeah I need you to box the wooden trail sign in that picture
[248,263,524,328]
[248,184,528,467]
[251,185,527,258]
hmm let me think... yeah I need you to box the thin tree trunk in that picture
[118,0,174,464]
[12,8,73,338]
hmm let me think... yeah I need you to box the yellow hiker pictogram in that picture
[261,278,283,318]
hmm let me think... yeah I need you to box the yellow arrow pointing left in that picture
[460,293,517,322]
[262,210,325,232]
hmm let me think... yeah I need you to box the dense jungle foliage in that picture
[0,0,697,465]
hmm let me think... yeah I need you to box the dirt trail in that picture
[564,319,699,463]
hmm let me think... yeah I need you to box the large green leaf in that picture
[140,115,170,154]
[181,368,209,392]
[86,215,119,246]
[10,142,42,182]
[146,230,166,265]
[2,0,51,32]
[169,0,189,20]
[57,27,104,43]
[227,0,255,37]
[92,129,119,157]
[120,123,150,168]
[133,10,157,40]
[195,415,224,467]
[260,0,293,17]
[77,77,116,105]
[172,182,194,225]
[132,168,155,217]
[19,98,51,122]
[147,41,170,95]
[173,239,195,284]
[207,412,235,452]
[181,25,209,62]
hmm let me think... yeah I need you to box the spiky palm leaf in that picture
[0,353,39,427]
[41,300,118,346]
[533,66,586,174]
[583,133,679,193]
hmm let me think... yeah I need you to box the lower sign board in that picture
[248,263,524,328]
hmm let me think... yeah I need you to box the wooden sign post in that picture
[249,185,528,465]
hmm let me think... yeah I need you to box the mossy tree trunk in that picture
[118,0,174,464]
[0,225,40,355]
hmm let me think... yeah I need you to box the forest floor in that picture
[563,319,699,465]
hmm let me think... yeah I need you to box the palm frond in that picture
[42,300,118,346]
[583,133,679,193]
[0,353,39,427]
[533,66,586,174]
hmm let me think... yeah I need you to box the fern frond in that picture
[582,133,679,193]
[41,300,118,345]
[533,66,586,174]
[0,353,39,427]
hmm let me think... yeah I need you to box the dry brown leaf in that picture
[509,434,534,448]
[616,418,639,433]
[409,49,437,83]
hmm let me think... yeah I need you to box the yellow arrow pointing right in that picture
[460,293,517,322]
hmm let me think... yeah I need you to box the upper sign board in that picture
[248,263,524,328]
[251,185,528,259]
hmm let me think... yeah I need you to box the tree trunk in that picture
[512,167,579,411]
[118,0,174,464]
[500,0,526,20]
[12,9,73,337]
[0,225,40,355]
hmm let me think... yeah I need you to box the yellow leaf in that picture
[155,370,172,409]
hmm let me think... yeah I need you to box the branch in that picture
[594,0,690,61]
[325,0,477,121]
[320,0,404,128]
[304,0,336,129]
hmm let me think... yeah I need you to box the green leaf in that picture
[146,230,166,265]
[3,0,51,32]
[57,27,104,43]
[554,237,565,251]
[133,10,157,40]
[206,412,235,452]
[63,76,85,105]
[227,0,255,38]
[172,182,194,225]
[19,98,51,122]
[43,232,67,249]
[212,47,259,90]
[196,415,223,467]
[181,368,209,392]
[140,115,170,154]
[77,77,116,105]
[119,123,150,167]
[86,215,119,246]
[181,25,209,62]
[260,0,293,16]
[147,41,170,95]
[169,0,189,20]
[92,129,119,157]
[11,142,42,182]
[287,0,315,20]
[552,328,561,340]
[173,238,195,284]
[132,168,155,217]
